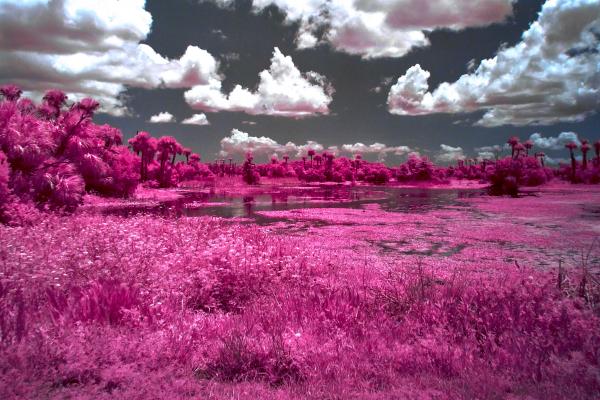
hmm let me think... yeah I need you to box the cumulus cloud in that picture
[185,47,333,118]
[544,156,570,165]
[387,0,600,126]
[0,0,220,115]
[0,0,151,54]
[148,111,175,124]
[474,144,504,159]
[219,129,326,158]
[529,132,581,150]
[341,142,411,161]
[210,0,514,59]
[182,113,210,126]
[220,129,282,157]
[436,144,464,163]
[218,129,409,160]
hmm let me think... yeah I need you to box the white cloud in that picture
[477,151,495,160]
[182,113,210,126]
[341,142,411,161]
[185,47,333,118]
[474,144,503,159]
[544,156,570,165]
[436,144,464,163]
[219,129,326,158]
[148,111,175,123]
[220,129,282,157]
[209,0,514,59]
[0,0,220,115]
[0,0,151,54]
[218,129,409,160]
[387,0,600,126]
[529,132,581,150]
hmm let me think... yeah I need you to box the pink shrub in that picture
[242,153,260,185]
[0,151,10,221]
[1,213,598,399]
[0,87,148,217]
[46,280,141,326]
[30,163,85,211]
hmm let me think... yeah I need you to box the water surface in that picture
[99,184,487,221]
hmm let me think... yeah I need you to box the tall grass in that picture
[0,214,598,399]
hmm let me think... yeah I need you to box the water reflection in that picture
[97,185,486,219]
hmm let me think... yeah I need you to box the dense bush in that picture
[0,86,219,220]
[0,86,139,217]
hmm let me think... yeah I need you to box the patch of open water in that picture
[97,184,487,222]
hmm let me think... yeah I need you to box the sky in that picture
[0,0,599,164]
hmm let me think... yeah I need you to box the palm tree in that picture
[354,154,362,171]
[307,149,316,167]
[523,140,533,156]
[507,136,520,159]
[156,136,182,185]
[594,140,600,167]
[183,147,192,163]
[314,154,322,167]
[535,152,545,167]
[128,131,156,181]
[514,143,525,158]
[0,84,22,101]
[565,142,578,181]
[580,140,590,170]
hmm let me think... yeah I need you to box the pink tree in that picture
[40,89,68,120]
[580,140,590,170]
[513,143,525,159]
[156,136,182,187]
[182,147,192,163]
[242,152,259,185]
[535,152,546,167]
[565,142,578,181]
[307,149,316,167]
[523,139,533,156]
[128,132,157,182]
[507,136,520,159]
[0,85,22,102]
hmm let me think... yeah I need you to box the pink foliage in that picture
[0,211,599,399]
[0,87,142,217]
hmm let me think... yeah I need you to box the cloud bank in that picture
[0,0,220,115]
[211,0,514,59]
[436,144,465,163]
[387,0,600,126]
[0,1,332,119]
[219,129,410,160]
[528,132,581,150]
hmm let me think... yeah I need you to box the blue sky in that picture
[1,0,599,163]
